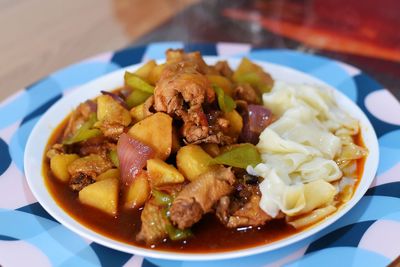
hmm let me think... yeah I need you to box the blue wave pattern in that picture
[0,42,398,267]
[0,137,11,175]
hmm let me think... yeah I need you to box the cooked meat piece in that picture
[143,95,155,117]
[153,55,215,143]
[227,195,272,228]
[181,107,209,143]
[136,199,169,245]
[79,144,114,158]
[78,136,116,158]
[166,49,209,74]
[63,100,96,139]
[234,84,261,104]
[69,173,95,191]
[170,199,204,230]
[97,122,125,140]
[182,122,209,143]
[233,167,262,186]
[154,50,237,145]
[214,61,233,78]
[215,196,231,224]
[95,95,131,140]
[68,154,112,177]
[234,182,260,205]
[155,183,184,197]
[46,144,66,159]
[67,154,112,190]
[169,166,235,229]
[183,107,236,145]
[216,182,252,224]
[216,181,268,227]
[154,63,215,115]
[190,109,235,145]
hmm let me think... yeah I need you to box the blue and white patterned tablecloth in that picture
[1,42,400,267]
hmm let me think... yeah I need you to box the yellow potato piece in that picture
[79,178,119,216]
[134,60,156,82]
[148,64,165,85]
[233,57,273,93]
[50,154,79,182]
[147,158,184,186]
[97,95,131,126]
[207,75,233,96]
[176,145,214,181]
[130,103,146,123]
[124,172,150,209]
[97,168,120,181]
[128,112,172,160]
[224,110,243,137]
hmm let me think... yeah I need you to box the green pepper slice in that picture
[153,191,192,241]
[63,113,101,145]
[165,220,192,241]
[234,72,271,93]
[213,85,236,113]
[233,57,274,94]
[108,150,119,168]
[126,89,152,108]
[152,190,174,207]
[162,208,192,241]
[124,71,155,94]
[213,143,261,169]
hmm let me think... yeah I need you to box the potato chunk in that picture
[67,154,112,178]
[130,103,146,122]
[97,168,120,181]
[134,60,157,82]
[148,64,165,85]
[233,57,274,94]
[147,158,184,186]
[128,112,172,160]
[97,95,131,126]
[224,110,243,137]
[79,178,119,216]
[50,154,79,182]
[124,172,150,209]
[176,145,214,181]
[207,75,233,96]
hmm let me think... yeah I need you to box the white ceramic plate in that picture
[24,57,379,261]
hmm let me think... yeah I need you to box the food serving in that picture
[42,49,367,252]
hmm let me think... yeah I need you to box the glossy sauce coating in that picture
[43,113,365,253]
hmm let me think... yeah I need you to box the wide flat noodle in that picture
[297,158,342,183]
[287,205,337,229]
[253,81,364,218]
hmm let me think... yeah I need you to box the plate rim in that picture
[24,56,379,261]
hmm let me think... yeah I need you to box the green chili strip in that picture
[126,89,152,108]
[124,71,154,94]
[152,190,174,207]
[63,113,101,145]
[108,150,119,167]
[212,85,236,113]
[163,208,192,240]
[235,73,271,93]
[212,143,262,169]
[153,190,192,241]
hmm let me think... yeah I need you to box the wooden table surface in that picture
[0,0,197,101]
[1,0,399,101]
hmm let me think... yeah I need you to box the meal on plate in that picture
[43,49,367,251]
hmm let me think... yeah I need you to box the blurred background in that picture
[1,0,399,101]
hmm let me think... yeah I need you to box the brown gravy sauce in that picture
[43,114,365,253]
